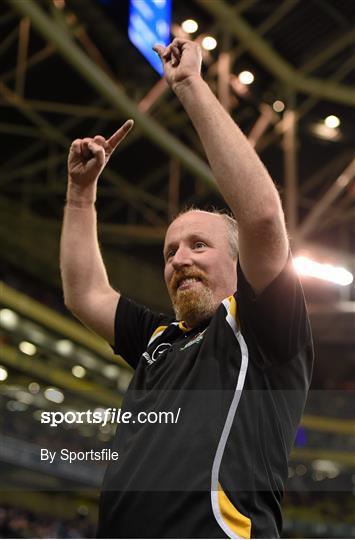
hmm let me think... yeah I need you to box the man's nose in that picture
[171,246,193,269]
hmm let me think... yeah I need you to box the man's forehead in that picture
[165,211,225,243]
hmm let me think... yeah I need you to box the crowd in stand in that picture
[0,505,95,539]
[282,491,355,538]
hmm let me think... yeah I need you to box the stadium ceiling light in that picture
[312,459,340,479]
[272,100,285,112]
[238,70,254,85]
[19,341,37,356]
[76,349,98,369]
[181,19,198,33]
[22,321,47,345]
[15,390,34,405]
[55,339,74,356]
[0,308,19,330]
[324,115,340,129]
[295,464,307,476]
[94,407,106,417]
[72,365,86,378]
[77,505,89,517]
[310,122,341,141]
[103,364,121,379]
[0,366,8,382]
[44,387,64,404]
[201,36,217,51]
[28,382,40,394]
[294,256,353,286]
[7,400,27,412]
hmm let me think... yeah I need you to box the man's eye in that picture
[167,249,176,259]
[194,242,207,249]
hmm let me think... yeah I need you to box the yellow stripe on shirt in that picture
[218,483,251,539]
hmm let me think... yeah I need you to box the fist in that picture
[153,38,202,90]
[68,120,134,186]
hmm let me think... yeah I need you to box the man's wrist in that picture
[65,199,95,209]
[66,178,97,208]
[172,74,204,98]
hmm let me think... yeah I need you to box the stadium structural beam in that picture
[300,26,355,75]
[6,0,216,189]
[0,81,166,214]
[282,91,298,234]
[0,42,54,85]
[15,16,30,97]
[300,149,354,197]
[0,23,18,57]
[0,98,120,119]
[229,0,300,66]
[0,122,43,138]
[256,54,355,156]
[2,97,107,170]
[296,158,355,242]
[0,81,68,146]
[196,0,355,107]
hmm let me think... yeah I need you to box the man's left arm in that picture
[154,39,289,294]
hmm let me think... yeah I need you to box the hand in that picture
[68,119,134,188]
[153,38,202,90]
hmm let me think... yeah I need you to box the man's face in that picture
[163,211,237,327]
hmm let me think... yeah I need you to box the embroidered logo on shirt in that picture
[179,330,206,351]
[143,342,171,366]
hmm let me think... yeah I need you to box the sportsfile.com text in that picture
[40,407,181,428]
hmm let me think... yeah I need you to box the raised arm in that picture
[60,120,134,344]
[154,39,288,294]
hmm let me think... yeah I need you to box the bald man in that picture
[60,39,313,539]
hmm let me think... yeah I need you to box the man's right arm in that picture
[60,121,134,345]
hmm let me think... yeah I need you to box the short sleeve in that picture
[236,253,313,364]
[113,296,171,369]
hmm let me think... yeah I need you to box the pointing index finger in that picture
[107,119,134,153]
[153,44,165,58]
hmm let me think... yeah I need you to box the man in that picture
[60,39,313,538]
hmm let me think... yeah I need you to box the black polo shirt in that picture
[97,256,313,538]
